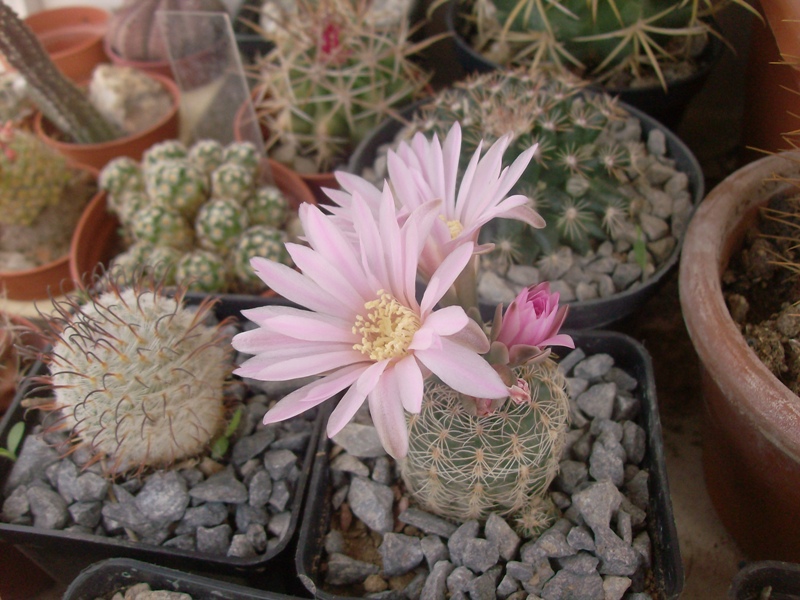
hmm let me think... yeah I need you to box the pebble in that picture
[347,476,394,534]
[380,533,424,577]
[332,423,387,458]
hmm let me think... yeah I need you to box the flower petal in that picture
[394,355,424,413]
[415,337,508,399]
[368,369,409,459]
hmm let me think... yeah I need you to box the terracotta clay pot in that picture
[33,73,180,171]
[22,6,110,83]
[0,313,44,415]
[69,158,316,290]
[679,151,800,561]
[0,164,102,301]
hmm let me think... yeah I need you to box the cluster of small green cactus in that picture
[43,280,232,474]
[402,357,569,536]
[100,139,294,293]
[0,3,120,143]
[404,68,641,262]
[252,0,433,173]
[462,0,747,89]
[0,123,73,227]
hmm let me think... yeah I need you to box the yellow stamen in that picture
[439,214,464,239]
[353,290,421,361]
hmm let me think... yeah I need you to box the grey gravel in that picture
[196,523,232,555]
[485,512,520,561]
[232,428,276,465]
[26,485,68,529]
[446,567,474,595]
[268,479,291,512]
[189,468,248,504]
[447,520,480,566]
[380,533,424,577]
[332,423,386,458]
[399,507,459,538]
[420,560,455,600]
[326,552,380,586]
[247,469,273,507]
[263,449,298,480]
[348,476,394,534]
[135,471,189,523]
[421,534,449,570]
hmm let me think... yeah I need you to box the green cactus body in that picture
[469,0,706,87]
[195,197,249,252]
[233,225,290,289]
[246,185,289,228]
[99,156,144,198]
[145,245,181,284]
[406,69,636,262]
[0,126,72,226]
[48,285,230,473]
[130,205,194,250]
[211,163,256,203]
[176,249,228,292]
[108,189,151,230]
[188,139,225,176]
[109,241,155,279]
[143,140,188,170]
[402,358,569,535]
[145,159,208,219]
[254,0,431,172]
[221,142,260,174]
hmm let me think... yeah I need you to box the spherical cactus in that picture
[195,197,249,253]
[221,142,260,174]
[99,156,144,198]
[130,205,194,250]
[210,162,256,203]
[176,249,227,292]
[188,139,225,176]
[406,68,636,261]
[143,140,187,170]
[145,244,181,284]
[108,189,151,229]
[109,241,154,279]
[0,125,73,226]
[47,283,231,473]
[145,159,207,219]
[253,0,431,172]
[246,185,289,228]
[233,225,290,289]
[106,0,228,62]
[402,358,569,536]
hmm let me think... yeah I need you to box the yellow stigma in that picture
[353,290,421,361]
[439,214,464,239]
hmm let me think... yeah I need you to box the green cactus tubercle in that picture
[48,285,232,473]
[0,125,73,226]
[402,358,569,536]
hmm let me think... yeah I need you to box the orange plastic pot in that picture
[0,164,101,301]
[33,73,180,172]
[679,151,800,561]
[22,6,109,83]
[70,158,316,289]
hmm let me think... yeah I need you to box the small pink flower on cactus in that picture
[491,282,575,366]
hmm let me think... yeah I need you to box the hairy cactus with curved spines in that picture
[405,68,641,262]
[462,0,753,89]
[0,124,73,227]
[402,357,569,535]
[253,0,434,172]
[44,281,232,474]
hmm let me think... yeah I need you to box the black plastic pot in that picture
[233,0,274,65]
[295,330,684,600]
[444,0,724,131]
[0,294,323,588]
[64,557,301,600]
[728,561,800,600]
[347,101,703,331]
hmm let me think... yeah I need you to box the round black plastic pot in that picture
[728,561,800,600]
[64,557,302,600]
[0,295,324,588]
[444,0,724,131]
[347,101,704,331]
[295,330,684,600]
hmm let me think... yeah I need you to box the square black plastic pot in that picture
[0,294,324,588]
[63,557,303,600]
[295,329,684,600]
[728,561,800,600]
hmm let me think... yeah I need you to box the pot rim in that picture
[679,151,800,461]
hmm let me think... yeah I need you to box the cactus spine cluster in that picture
[0,3,119,143]
[100,139,296,293]
[0,123,72,226]
[45,282,232,474]
[253,0,432,173]
[402,357,569,535]
[406,68,641,262]
[465,0,725,89]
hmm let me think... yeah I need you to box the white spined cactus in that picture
[46,282,232,474]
